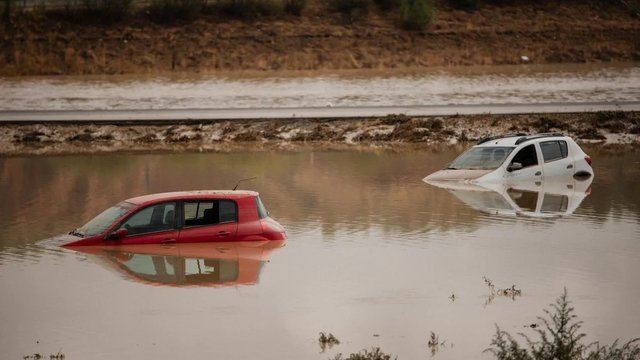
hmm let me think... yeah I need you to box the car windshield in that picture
[448,146,515,170]
[76,202,135,237]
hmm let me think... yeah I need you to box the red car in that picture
[60,190,286,246]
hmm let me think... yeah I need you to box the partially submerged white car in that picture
[424,133,593,183]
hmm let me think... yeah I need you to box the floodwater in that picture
[0,148,639,359]
[1,63,639,111]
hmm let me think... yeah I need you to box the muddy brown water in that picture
[0,147,639,359]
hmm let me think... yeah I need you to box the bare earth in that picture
[1,1,639,76]
[2,112,638,155]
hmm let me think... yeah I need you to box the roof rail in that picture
[477,133,527,145]
[514,133,565,145]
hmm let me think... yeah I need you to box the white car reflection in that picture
[424,176,593,218]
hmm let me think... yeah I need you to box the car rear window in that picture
[255,196,269,219]
[184,200,237,227]
[540,140,568,162]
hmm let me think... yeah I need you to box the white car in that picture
[424,175,593,218]
[424,133,593,183]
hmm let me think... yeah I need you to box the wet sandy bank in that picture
[1,111,638,155]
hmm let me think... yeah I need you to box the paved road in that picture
[1,101,638,124]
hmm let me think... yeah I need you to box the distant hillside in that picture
[1,0,639,76]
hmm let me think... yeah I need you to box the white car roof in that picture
[475,135,570,147]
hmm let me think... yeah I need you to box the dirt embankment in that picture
[2,111,638,155]
[1,1,639,76]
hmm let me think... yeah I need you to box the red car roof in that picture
[125,190,259,206]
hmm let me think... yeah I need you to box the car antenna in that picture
[233,177,257,191]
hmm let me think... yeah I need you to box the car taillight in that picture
[584,155,592,166]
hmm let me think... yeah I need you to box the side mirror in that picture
[507,162,523,172]
[107,228,128,241]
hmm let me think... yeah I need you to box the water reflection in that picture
[425,176,593,218]
[69,241,284,287]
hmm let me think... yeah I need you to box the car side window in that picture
[184,200,237,227]
[540,141,568,162]
[219,200,237,223]
[510,144,538,169]
[120,202,176,236]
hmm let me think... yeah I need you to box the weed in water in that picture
[319,332,341,352]
[485,288,640,360]
[496,284,522,299]
[331,347,396,360]
[483,276,522,305]
[49,351,65,360]
[428,331,447,356]
[483,276,495,291]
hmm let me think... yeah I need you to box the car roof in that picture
[476,135,570,147]
[125,190,259,206]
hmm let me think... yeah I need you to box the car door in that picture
[116,202,179,245]
[539,140,574,180]
[504,143,543,184]
[178,199,239,243]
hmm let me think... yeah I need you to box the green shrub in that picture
[148,0,205,23]
[621,0,640,17]
[81,0,133,22]
[214,0,282,19]
[486,289,640,360]
[44,0,132,24]
[374,0,399,10]
[284,0,306,15]
[3,0,12,22]
[329,0,372,20]
[399,0,433,30]
[449,0,477,10]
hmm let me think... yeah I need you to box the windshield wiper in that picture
[446,166,458,170]
[69,229,85,237]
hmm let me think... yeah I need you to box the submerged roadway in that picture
[0,101,639,124]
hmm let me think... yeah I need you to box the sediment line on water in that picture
[1,111,638,155]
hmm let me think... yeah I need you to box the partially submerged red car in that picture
[60,190,286,246]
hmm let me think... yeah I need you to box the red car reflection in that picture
[61,190,286,246]
[71,241,285,287]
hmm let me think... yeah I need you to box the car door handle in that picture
[566,164,573,169]
[535,171,542,176]
[161,238,176,244]
[217,231,230,237]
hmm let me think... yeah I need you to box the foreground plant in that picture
[486,289,640,360]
